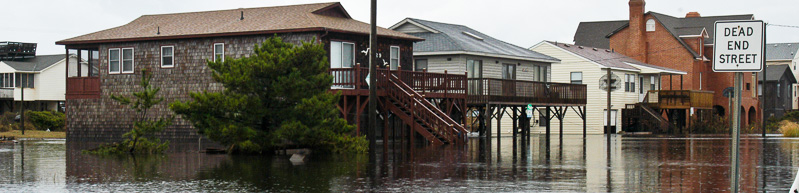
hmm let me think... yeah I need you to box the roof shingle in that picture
[766,43,799,61]
[58,2,420,45]
[0,54,65,71]
[395,18,558,62]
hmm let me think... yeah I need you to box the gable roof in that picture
[574,12,753,58]
[390,18,559,63]
[766,43,799,61]
[758,64,797,82]
[542,41,685,74]
[0,54,65,72]
[57,2,421,45]
[573,20,627,49]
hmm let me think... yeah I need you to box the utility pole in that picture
[367,0,377,162]
[761,24,767,138]
[20,76,24,135]
[606,68,611,145]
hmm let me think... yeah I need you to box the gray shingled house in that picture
[56,3,487,146]
[758,65,797,119]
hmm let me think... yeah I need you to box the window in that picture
[109,48,120,74]
[0,73,13,88]
[778,83,782,98]
[14,73,33,88]
[539,114,548,127]
[330,41,355,88]
[466,59,482,78]
[414,59,428,72]
[213,43,224,62]
[570,72,583,84]
[390,46,400,70]
[502,64,516,80]
[466,59,482,95]
[646,19,656,31]
[121,48,134,73]
[625,74,636,92]
[161,46,174,68]
[330,41,355,68]
[650,76,656,90]
[534,65,548,82]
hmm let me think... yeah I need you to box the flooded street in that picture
[1,135,797,192]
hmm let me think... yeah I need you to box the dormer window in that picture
[646,19,656,31]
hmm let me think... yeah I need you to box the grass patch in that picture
[0,129,65,139]
[779,120,799,137]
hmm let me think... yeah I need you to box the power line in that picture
[768,23,799,29]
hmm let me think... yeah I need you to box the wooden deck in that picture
[0,42,37,60]
[466,78,587,106]
[329,66,467,100]
[642,90,714,109]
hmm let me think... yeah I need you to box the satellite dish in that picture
[599,73,621,92]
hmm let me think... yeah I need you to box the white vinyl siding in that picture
[531,42,641,135]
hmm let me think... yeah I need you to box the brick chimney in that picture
[686,12,701,18]
[628,0,647,62]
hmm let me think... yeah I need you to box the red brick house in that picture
[56,3,472,144]
[574,0,761,126]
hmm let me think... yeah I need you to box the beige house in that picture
[531,41,685,134]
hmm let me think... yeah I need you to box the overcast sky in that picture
[4,0,798,55]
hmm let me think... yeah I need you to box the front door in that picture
[467,60,482,95]
[604,109,617,133]
[639,76,646,102]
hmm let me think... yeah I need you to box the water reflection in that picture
[0,135,797,192]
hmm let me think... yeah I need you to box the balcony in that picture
[329,65,467,99]
[66,77,100,99]
[642,90,714,109]
[466,78,587,106]
[0,42,37,60]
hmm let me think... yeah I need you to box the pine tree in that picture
[170,36,365,154]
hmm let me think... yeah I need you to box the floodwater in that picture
[0,135,797,192]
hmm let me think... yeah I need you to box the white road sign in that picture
[713,20,765,72]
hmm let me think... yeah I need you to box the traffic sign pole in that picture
[713,20,764,193]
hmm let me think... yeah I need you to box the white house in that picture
[530,41,685,134]
[0,54,83,112]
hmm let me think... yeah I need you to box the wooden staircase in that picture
[382,73,468,145]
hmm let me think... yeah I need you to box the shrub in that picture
[26,111,65,131]
[779,120,799,137]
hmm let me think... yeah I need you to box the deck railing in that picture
[644,90,714,109]
[466,78,587,105]
[329,65,467,98]
[66,77,100,99]
[0,42,36,59]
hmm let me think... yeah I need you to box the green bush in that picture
[25,111,65,131]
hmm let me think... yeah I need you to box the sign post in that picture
[713,20,765,193]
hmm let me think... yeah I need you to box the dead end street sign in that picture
[713,20,765,72]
